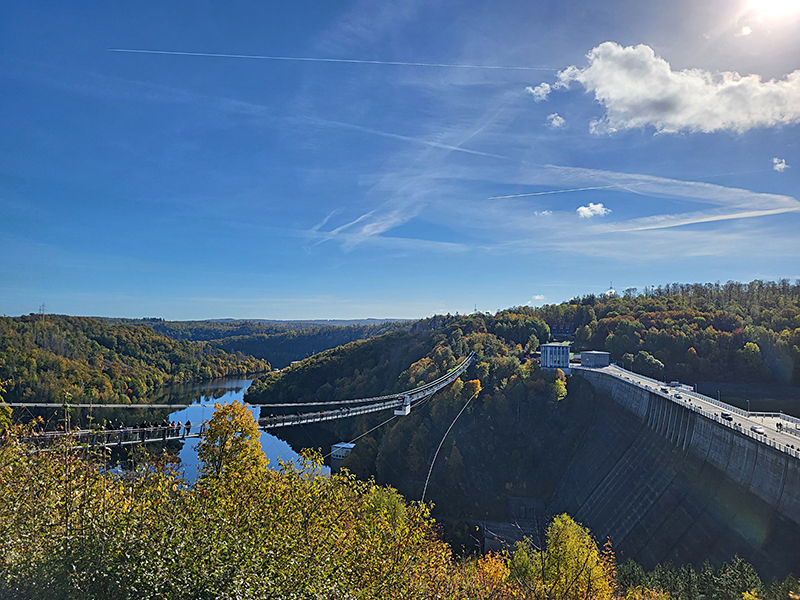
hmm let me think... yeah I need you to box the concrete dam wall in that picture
[549,369,800,579]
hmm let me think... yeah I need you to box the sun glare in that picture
[749,0,800,16]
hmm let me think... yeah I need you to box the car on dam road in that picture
[750,425,766,435]
[721,412,733,421]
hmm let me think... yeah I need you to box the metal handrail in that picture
[573,364,800,460]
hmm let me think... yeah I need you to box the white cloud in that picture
[577,202,612,218]
[526,294,546,306]
[556,42,800,134]
[773,157,790,171]
[547,113,566,128]
[525,82,551,101]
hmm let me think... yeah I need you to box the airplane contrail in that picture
[107,48,557,71]
[305,117,508,159]
[488,185,621,199]
[487,169,769,200]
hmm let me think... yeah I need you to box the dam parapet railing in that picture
[572,363,800,461]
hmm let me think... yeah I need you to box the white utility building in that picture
[540,343,571,374]
[330,442,356,474]
[331,442,355,460]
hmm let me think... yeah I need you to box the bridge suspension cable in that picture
[14,353,476,450]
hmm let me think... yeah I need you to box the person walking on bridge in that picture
[184,420,191,438]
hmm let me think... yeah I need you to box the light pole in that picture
[746,399,750,414]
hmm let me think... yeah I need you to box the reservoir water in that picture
[150,378,325,480]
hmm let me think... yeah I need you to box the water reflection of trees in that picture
[14,379,251,431]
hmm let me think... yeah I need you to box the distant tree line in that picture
[530,280,800,384]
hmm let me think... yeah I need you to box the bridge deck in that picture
[16,352,475,450]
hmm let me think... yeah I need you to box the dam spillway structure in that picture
[552,364,800,580]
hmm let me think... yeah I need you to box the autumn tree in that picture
[622,353,635,370]
[736,342,769,382]
[462,379,482,400]
[0,380,10,431]
[196,401,268,478]
[510,513,615,600]
[547,369,567,402]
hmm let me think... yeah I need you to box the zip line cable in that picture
[421,390,478,503]
[321,364,468,460]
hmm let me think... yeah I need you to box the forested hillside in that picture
[208,321,412,369]
[245,280,800,545]
[0,315,270,404]
[246,312,593,546]
[535,280,800,384]
[106,318,412,369]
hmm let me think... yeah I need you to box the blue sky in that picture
[2,0,799,319]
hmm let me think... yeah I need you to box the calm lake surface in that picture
[152,378,326,480]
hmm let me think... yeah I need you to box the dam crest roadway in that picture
[573,363,800,460]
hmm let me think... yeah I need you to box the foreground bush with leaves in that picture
[5,402,758,600]
[0,404,519,599]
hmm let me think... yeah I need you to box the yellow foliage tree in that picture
[462,379,482,400]
[0,379,10,431]
[196,401,268,478]
[626,586,673,600]
[510,513,615,600]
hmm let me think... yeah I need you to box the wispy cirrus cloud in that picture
[541,164,800,231]
[299,93,525,251]
[299,117,509,159]
[9,60,274,123]
[304,131,800,256]
[438,160,800,262]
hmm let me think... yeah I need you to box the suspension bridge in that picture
[10,352,475,450]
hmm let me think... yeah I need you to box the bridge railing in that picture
[257,352,475,409]
[18,353,476,450]
[20,424,201,450]
[600,365,800,428]
[258,352,475,429]
[749,412,800,427]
